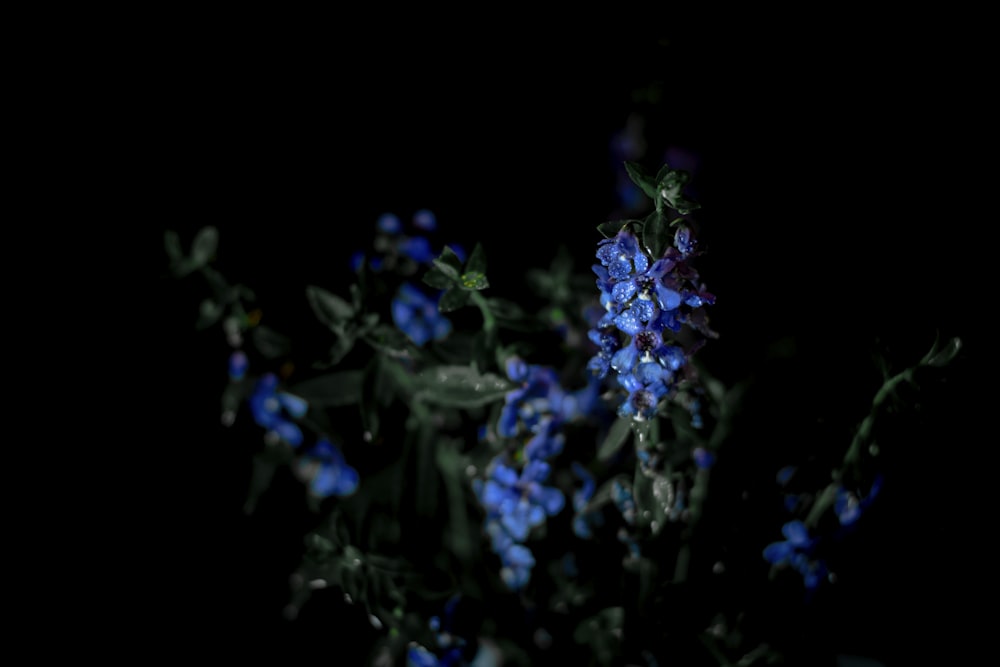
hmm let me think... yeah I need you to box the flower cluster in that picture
[353,209,465,348]
[473,358,600,590]
[587,222,715,421]
[163,142,961,667]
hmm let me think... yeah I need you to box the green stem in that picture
[469,291,497,347]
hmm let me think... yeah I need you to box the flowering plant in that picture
[164,146,964,667]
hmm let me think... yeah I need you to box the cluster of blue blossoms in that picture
[586,224,716,421]
[352,210,462,348]
[229,351,359,499]
[473,357,602,591]
[765,468,885,592]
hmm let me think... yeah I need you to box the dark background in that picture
[143,17,988,665]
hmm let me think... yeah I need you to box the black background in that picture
[141,16,989,665]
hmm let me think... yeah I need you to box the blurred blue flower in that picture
[398,235,435,263]
[294,437,359,498]
[763,520,828,590]
[835,474,884,526]
[692,446,714,469]
[248,373,307,447]
[412,208,437,232]
[376,212,403,234]
[571,461,595,512]
[391,282,452,347]
[228,350,248,381]
[499,542,536,591]
[407,644,465,667]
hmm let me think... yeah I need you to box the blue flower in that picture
[294,437,359,498]
[248,373,307,447]
[499,542,536,591]
[763,520,828,590]
[412,208,437,232]
[391,282,452,346]
[376,212,403,234]
[228,350,248,381]
[834,474,883,526]
[692,446,714,469]
[571,461,595,512]
[398,235,435,263]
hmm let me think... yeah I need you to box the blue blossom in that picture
[616,367,669,421]
[412,208,437,231]
[399,235,435,263]
[228,350,248,381]
[692,446,714,469]
[612,479,637,525]
[763,520,828,590]
[570,462,602,540]
[497,357,599,448]
[571,462,595,512]
[376,212,403,234]
[294,437,359,498]
[248,373,307,447]
[834,474,883,526]
[391,282,452,346]
[499,542,536,590]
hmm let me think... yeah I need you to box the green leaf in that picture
[642,210,672,260]
[364,323,414,357]
[922,335,962,367]
[656,167,701,215]
[415,365,512,408]
[431,246,464,279]
[422,265,454,290]
[323,333,357,368]
[464,242,487,275]
[624,161,658,199]
[164,229,183,261]
[189,226,219,267]
[597,415,633,461]
[632,468,672,535]
[307,285,355,329]
[252,325,292,359]
[438,287,471,312]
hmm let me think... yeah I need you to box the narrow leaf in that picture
[164,229,183,261]
[624,161,658,199]
[189,226,219,266]
[416,365,512,408]
[306,285,355,329]
[597,415,633,461]
[464,242,487,275]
